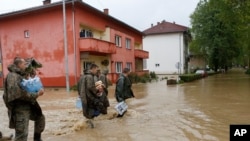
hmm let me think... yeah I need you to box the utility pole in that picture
[63,0,70,92]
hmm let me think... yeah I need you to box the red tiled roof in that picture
[0,0,142,35]
[143,20,188,35]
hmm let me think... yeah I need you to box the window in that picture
[115,35,122,47]
[126,62,132,70]
[24,30,29,38]
[80,29,93,38]
[115,62,122,73]
[125,38,131,49]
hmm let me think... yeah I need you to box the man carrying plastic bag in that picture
[115,68,135,117]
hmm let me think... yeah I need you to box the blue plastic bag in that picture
[21,76,43,93]
[76,97,82,109]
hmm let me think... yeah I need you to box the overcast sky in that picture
[0,0,199,31]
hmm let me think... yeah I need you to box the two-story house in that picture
[143,20,190,75]
[0,0,149,87]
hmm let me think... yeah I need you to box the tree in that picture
[228,0,250,68]
[190,0,241,71]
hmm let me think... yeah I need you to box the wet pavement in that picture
[0,68,250,141]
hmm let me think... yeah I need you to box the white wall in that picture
[143,33,185,74]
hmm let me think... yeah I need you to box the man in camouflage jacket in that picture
[3,57,45,141]
[79,64,108,120]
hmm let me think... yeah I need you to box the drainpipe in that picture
[62,0,70,92]
[179,33,182,75]
[72,0,77,84]
[0,37,3,88]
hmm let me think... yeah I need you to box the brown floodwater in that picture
[0,68,250,141]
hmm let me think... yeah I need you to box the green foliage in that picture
[140,77,147,83]
[190,0,244,71]
[245,69,250,75]
[70,84,78,91]
[178,80,184,84]
[179,74,203,82]
[128,72,152,83]
[149,71,159,80]
[149,71,156,79]
[128,72,140,83]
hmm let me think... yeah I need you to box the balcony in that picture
[134,49,149,59]
[79,38,116,54]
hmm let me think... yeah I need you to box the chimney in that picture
[157,22,160,25]
[151,23,153,27]
[173,21,176,24]
[43,0,51,5]
[103,9,109,15]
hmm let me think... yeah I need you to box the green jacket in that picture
[79,73,109,119]
[115,74,134,102]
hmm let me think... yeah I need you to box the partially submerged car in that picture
[195,70,208,77]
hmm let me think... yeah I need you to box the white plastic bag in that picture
[115,101,128,115]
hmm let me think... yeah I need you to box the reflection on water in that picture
[178,69,250,141]
[0,68,249,141]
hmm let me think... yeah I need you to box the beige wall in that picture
[101,27,111,42]
[188,55,206,72]
[80,54,110,75]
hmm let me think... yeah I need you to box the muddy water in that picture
[0,68,250,141]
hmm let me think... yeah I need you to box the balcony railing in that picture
[79,38,116,54]
[134,49,149,59]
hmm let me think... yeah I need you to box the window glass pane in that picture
[116,62,122,73]
[80,29,93,38]
[126,62,132,70]
[126,38,131,49]
[24,30,29,38]
[115,35,121,47]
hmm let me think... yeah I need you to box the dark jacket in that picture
[115,74,134,102]
[79,73,108,119]
[3,64,42,128]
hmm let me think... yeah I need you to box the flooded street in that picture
[1,68,250,141]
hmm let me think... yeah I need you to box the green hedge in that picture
[245,69,250,75]
[128,72,153,83]
[179,74,203,82]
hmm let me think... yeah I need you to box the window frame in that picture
[126,62,132,70]
[80,29,93,38]
[24,30,29,38]
[115,35,122,47]
[125,38,131,49]
[115,62,123,73]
